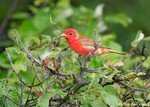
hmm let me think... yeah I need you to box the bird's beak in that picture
[59,33,67,38]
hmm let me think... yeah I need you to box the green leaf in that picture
[101,33,116,45]
[36,93,52,107]
[94,4,104,18]
[13,59,27,73]
[88,73,99,89]
[125,72,135,78]
[0,80,19,102]
[108,42,122,52]
[7,47,23,55]
[12,12,29,19]
[101,85,122,107]
[36,89,67,107]
[80,105,89,107]
[49,51,60,57]
[90,101,107,107]
[143,56,150,68]
[0,53,11,69]
[29,6,39,14]
[135,36,150,57]
[14,7,50,39]
[131,30,144,47]
[8,89,19,97]
[105,13,132,27]
[55,8,73,22]
[41,35,52,45]
[134,92,145,102]
[77,92,96,104]
[132,77,143,87]
[26,36,41,47]
[0,80,7,97]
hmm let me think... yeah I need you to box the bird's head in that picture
[60,28,79,39]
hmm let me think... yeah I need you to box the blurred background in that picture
[0,0,150,77]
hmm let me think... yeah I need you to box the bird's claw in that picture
[88,52,93,56]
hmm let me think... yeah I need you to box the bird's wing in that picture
[79,36,94,50]
[79,36,110,49]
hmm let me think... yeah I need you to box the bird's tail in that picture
[106,49,125,55]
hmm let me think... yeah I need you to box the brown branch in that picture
[11,30,42,65]
[3,95,19,106]
[32,62,41,82]
[145,78,150,88]
[78,35,101,80]
[2,95,6,107]
[6,48,50,88]
[122,92,133,102]
[134,58,146,72]
[56,32,101,107]
[10,30,75,82]
[25,77,36,106]
[119,81,147,92]
[19,83,23,106]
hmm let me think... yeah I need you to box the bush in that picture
[0,1,150,107]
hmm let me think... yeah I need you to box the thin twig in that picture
[119,81,147,92]
[56,32,101,106]
[11,30,41,65]
[2,95,6,107]
[11,30,73,81]
[145,78,150,87]
[78,31,101,81]
[6,48,50,88]
[134,58,146,72]
[19,83,23,106]
[3,95,19,106]
[5,48,17,75]
[25,76,36,106]
[32,63,41,82]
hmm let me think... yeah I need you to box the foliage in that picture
[0,0,150,107]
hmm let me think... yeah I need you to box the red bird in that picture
[60,28,124,56]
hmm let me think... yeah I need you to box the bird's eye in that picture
[69,33,72,36]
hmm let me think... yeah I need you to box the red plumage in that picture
[60,28,124,56]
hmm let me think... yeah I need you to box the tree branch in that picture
[11,30,42,65]
[6,48,50,88]
[3,95,19,106]
[119,81,147,92]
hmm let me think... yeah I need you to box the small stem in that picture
[119,81,147,92]
[19,83,23,106]
[3,95,19,106]
[6,48,49,88]
[32,62,41,82]
[11,31,42,65]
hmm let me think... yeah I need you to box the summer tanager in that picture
[60,28,124,56]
